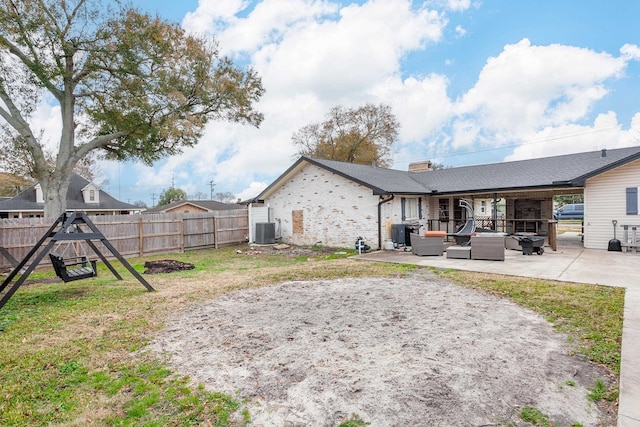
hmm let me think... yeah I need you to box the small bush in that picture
[338,413,371,427]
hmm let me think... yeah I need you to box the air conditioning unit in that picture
[255,222,275,244]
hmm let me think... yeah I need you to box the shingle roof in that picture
[144,200,244,213]
[0,174,138,211]
[255,146,640,199]
[415,146,640,194]
[306,157,429,194]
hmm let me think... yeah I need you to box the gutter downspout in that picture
[377,195,394,250]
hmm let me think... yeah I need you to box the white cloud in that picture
[452,38,630,148]
[248,0,446,100]
[447,0,471,11]
[620,43,640,60]
[369,74,453,143]
[219,0,338,55]
[182,0,249,36]
[28,98,62,152]
[236,181,268,201]
[505,111,640,161]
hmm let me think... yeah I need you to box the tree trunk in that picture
[42,173,72,218]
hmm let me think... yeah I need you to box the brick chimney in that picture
[408,160,433,173]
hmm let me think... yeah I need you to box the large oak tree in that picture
[292,103,399,167]
[0,0,264,217]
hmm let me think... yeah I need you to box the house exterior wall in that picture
[264,163,381,247]
[379,196,429,245]
[584,158,640,250]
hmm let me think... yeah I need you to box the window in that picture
[627,187,638,215]
[89,190,95,201]
[401,198,422,220]
[439,199,449,221]
[481,201,486,214]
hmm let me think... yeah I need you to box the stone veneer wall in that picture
[264,163,381,248]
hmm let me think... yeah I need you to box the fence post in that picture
[138,216,144,257]
[180,216,185,253]
[213,215,219,249]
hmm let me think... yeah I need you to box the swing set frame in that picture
[0,211,155,311]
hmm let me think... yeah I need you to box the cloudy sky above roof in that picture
[32,0,640,205]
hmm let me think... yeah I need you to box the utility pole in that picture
[151,193,156,207]
[209,180,215,200]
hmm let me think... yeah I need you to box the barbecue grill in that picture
[517,236,545,255]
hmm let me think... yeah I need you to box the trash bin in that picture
[518,236,545,255]
[391,224,406,245]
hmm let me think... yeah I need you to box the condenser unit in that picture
[255,222,276,244]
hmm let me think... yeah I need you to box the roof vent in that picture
[601,148,607,158]
[408,160,433,173]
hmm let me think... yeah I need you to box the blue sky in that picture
[93,0,640,205]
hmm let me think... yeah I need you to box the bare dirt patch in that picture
[148,269,616,426]
[143,259,195,274]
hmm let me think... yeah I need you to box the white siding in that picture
[248,206,271,243]
[265,163,380,247]
[584,158,640,249]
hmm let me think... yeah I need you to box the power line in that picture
[396,125,621,164]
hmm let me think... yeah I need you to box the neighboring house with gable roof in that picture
[0,173,142,218]
[249,146,640,250]
[143,200,245,214]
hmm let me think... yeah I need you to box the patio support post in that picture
[377,195,394,250]
[492,193,498,231]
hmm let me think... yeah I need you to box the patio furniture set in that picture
[405,198,546,261]
[409,231,545,261]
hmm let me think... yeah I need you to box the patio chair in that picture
[448,199,476,245]
[410,233,444,256]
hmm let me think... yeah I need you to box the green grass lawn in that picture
[0,245,624,426]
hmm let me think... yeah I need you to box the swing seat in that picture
[49,254,97,282]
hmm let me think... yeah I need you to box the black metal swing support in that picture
[0,211,155,311]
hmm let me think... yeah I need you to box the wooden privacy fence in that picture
[0,209,249,270]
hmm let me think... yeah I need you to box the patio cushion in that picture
[424,230,447,238]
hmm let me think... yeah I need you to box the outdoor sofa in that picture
[470,233,506,261]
